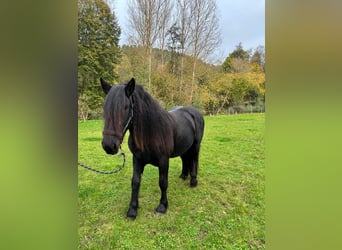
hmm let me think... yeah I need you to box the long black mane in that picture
[130,84,174,155]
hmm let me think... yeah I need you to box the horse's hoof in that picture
[155,203,167,214]
[126,207,137,219]
[190,178,198,187]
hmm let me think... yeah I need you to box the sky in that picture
[110,0,265,63]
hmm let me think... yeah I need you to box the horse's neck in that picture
[136,107,171,128]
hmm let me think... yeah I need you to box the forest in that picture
[78,0,265,120]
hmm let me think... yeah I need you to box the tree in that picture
[167,23,181,76]
[222,42,250,73]
[175,0,192,97]
[127,0,168,90]
[230,77,250,104]
[187,0,221,104]
[229,42,250,61]
[78,0,121,117]
[250,45,265,72]
[121,45,148,82]
[155,0,173,71]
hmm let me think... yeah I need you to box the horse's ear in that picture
[125,78,135,97]
[100,78,111,95]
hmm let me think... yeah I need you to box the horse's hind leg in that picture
[189,145,199,187]
[179,155,190,180]
[180,143,199,187]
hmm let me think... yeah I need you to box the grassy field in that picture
[78,113,265,249]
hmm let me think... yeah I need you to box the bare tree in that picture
[126,0,220,102]
[127,0,167,89]
[156,0,173,71]
[188,0,221,103]
[175,0,193,98]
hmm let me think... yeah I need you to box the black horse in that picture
[100,78,204,219]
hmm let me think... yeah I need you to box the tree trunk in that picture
[148,46,152,90]
[190,57,197,104]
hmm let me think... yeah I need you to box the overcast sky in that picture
[111,0,265,63]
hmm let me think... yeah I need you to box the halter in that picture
[102,95,134,143]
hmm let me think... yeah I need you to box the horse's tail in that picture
[188,106,205,144]
[186,106,204,162]
[187,107,204,184]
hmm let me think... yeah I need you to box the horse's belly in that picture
[170,131,194,157]
[169,107,198,157]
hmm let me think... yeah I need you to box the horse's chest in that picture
[128,142,162,166]
[135,151,162,166]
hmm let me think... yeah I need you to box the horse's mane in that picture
[131,85,174,155]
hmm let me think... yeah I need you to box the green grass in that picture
[78,113,265,249]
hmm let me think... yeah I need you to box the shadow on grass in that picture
[214,136,232,143]
[83,137,101,142]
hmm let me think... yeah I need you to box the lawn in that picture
[78,113,265,249]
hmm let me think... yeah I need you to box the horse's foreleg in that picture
[127,157,144,219]
[156,158,169,214]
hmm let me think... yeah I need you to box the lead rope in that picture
[78,146,126,175]
[78,95,134,175]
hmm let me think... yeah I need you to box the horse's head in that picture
[100,78,135,155]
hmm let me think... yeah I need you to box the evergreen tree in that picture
[78,0,121,117]
[229,42,250,61]
[250,45,265,72]
[167,23,181,76]
[222,42,250,73]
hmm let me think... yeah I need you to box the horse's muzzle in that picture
[102,140,119,155]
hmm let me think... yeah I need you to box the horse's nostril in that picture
[105,146,114,155]
[102,143,113,154]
